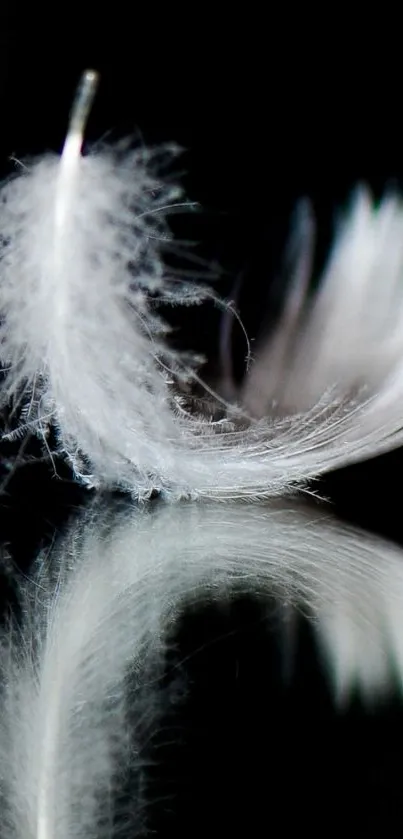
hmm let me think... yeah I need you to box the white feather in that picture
[2,77,403,500]
[1,497,403,839]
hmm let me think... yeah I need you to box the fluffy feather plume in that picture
[3,76,403,499]
[1,497,403,839]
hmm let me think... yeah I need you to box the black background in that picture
[1,11,403,834]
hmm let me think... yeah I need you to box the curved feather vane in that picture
[2,75,403,499]
[1,498,403,838]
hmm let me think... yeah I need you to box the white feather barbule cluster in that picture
[1,72,403,837]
